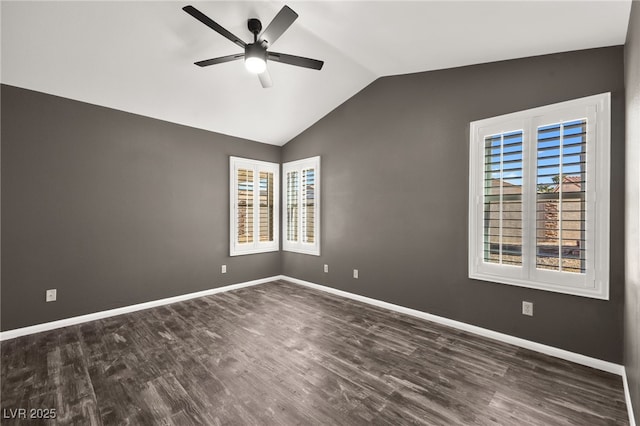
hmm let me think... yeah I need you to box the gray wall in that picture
[282,47,626,363]
[1,46,629,367]
[1,85,281,331]
[625,0,640,420]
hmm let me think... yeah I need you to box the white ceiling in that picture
[1,1,632,146]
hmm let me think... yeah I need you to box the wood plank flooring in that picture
[1,280,629,425]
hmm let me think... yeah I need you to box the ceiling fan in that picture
[183,5,324,88]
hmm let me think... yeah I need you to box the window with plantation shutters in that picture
[230,157,279,256]
[283,156,320,255]
[469,94,610,299]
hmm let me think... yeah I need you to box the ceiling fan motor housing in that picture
[245,42,267,62]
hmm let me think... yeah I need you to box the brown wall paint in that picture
[625,0,640,420]
[282,47,626,363]
[1,85,281,331]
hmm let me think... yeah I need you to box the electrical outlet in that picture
[323,264,329,273]
[221,265,227,274]
[46,289,57,302]
[353,269,359,279]
[522,301,533,316]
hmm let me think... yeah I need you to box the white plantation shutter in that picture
[535,120,587,274]
[286,170,299,242]
[283,157,320,255]
[469,93,610,299]
[236,168,254,244]
[483,131,524,266]
[230,157,279,256]
[259,171,274,242]
[301,168,316,244]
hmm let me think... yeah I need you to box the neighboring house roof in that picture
[487,176,583,196]
[488,178,520,196]
[553,175,582,193]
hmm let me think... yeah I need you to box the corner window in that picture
[230,157,279,256]
[469,93,610,299]
[283,156,320,255]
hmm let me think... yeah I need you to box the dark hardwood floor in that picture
[1,280,629,425]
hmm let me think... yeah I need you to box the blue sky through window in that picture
[487,130,523,187]
[486,119,586,188]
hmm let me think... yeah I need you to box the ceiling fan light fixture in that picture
[245,43,267,74]
[245,56,266,74]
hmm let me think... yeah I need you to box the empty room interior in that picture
[1,1,640,424]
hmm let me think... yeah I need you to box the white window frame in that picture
[230,156,279,256]
[283,156,321,256]
[469,93,610,299]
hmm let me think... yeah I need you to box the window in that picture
[283,156,320,255]
[469,93,610,299]
[230,157,279,256]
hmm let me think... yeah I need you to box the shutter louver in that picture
[536,120,587,274]
[483,131,523,266]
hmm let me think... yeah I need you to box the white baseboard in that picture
[0,275,281,341]
[623,368,638,426]
[280,275,624,376]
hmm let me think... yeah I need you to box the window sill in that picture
[230,246,279,257]
[283,247,320,256]
[469,271,609,300]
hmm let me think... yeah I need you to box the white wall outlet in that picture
[323,264,329,273]
[221,265,227,274]
[522,301,533,316]
[353,269,359,279]
[46,289,57,302]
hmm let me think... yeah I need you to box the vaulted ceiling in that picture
[1,1,632,145]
